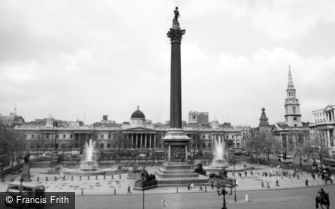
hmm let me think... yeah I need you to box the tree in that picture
[0,127,26,166]
[247,130,278,161]
[247,132,266,159]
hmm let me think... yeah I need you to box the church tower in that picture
[284,66,302,127]
[259,108,269,127]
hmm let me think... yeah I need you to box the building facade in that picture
[310,105,335,158]
[14,108,243,155]
[188,111,209,126]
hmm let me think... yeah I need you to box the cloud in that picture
[181,0,335,40]
[182,46,335,125]
[0,0,334,127]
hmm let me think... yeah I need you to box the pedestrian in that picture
[261,181,264,187]
[305,179,308,187]
[211,182,214,189]
[199,186,203,191]
[276,179,279,187]
[245,171,247,177]
[127,185,131,194]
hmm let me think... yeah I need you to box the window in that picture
[101,143,104,148]
[293,117,297,121]
[70,135,72,138]
[108,134,111,139]
[293,106,296,114]
[32,134,34,138]
[63,134,66,138]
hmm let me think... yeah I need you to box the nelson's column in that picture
[156,7,208,185]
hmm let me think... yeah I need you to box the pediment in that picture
[325,105,334,111]
[123,126,156,132]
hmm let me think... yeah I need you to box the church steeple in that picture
[288,65,294,89]
[287,65,296,98]
[284,66,302,127]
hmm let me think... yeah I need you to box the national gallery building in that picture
[14,108,243,154]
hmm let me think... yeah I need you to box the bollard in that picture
[81,188,84,196]
[245,194,249,202]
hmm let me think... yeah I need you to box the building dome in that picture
[131,106,145,119]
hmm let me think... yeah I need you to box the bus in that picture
[277,153,293,163]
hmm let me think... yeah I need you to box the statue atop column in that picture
[172,7,182,30]
[173,7,180,23]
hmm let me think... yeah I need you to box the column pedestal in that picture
[155,128,208,186]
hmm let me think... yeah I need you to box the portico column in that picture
[185,146,188,161]
[140,134,143,149]
[145,134,147,149]
[168,145,171,161]
[154,135,156,149]
[328,130,331,147]
[149,134,152,149]
[136,134,138,149]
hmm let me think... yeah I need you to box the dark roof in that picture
[131,107,145,119]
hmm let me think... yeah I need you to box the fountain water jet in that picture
[210,138,229,169]
[64,139,106,175]
[80,139,99,171]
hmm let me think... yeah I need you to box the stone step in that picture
[157,168,195,174]
[157,178,209,186]
[155,171,199,178]
[162,165,194,170]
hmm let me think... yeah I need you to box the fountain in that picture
[211,138,229,169]
[204,138,248,172]
[80,139,99,171]
[64,139,106,175]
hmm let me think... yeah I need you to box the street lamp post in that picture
[216,182,234,209]
[233,158,237,202]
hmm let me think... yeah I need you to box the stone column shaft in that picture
[168,24,185,128]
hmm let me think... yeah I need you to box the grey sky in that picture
[0,0,334,126]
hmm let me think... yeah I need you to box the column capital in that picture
[167,28,185,43]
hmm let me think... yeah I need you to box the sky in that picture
[0,0,335,127]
